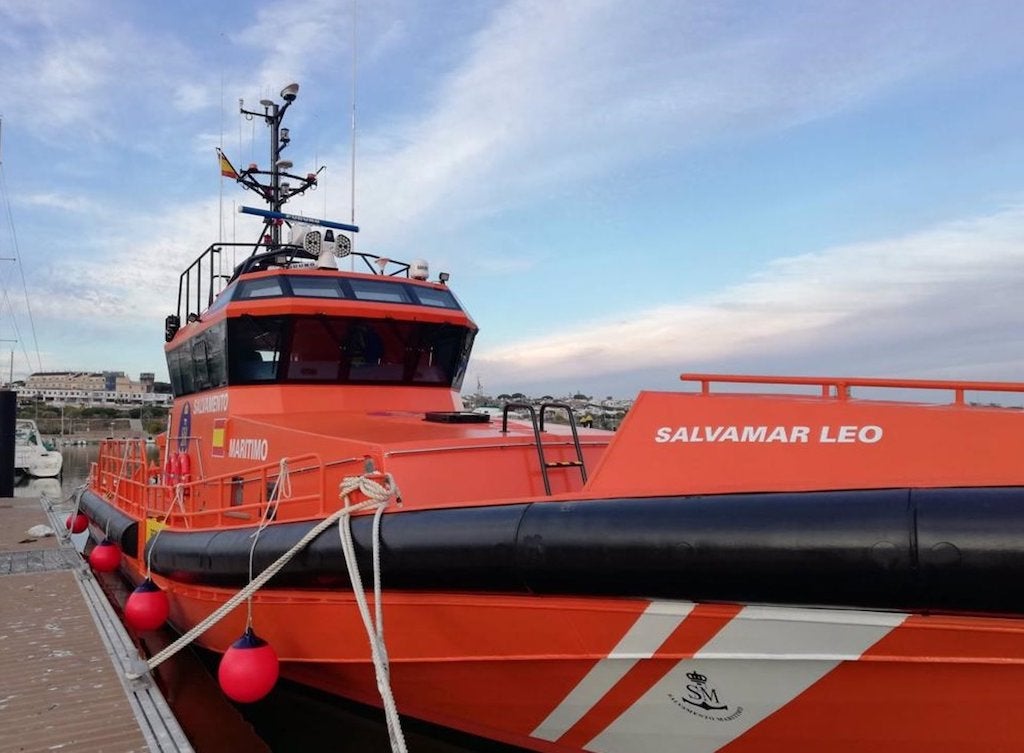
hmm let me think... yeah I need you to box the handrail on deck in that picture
[680,373,1024,406]
[91,443,372,529]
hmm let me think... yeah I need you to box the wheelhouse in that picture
[166,270,477,398]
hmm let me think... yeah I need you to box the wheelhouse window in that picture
[408,286,459,309]
[236,277,285,299]
[348,278,412,304]
[227,314,475,389]
[224,274,463,310]
[289,276,344,298]
[227,316,285,383]
[166,321,228,397]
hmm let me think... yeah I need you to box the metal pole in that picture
[269,103,281,244]
[0,390,15,497]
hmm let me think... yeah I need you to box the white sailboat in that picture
[15,419,62,478]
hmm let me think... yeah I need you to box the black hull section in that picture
[84,486,1024,615]
[80,489,139,557]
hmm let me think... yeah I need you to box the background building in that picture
[18,370,171,407]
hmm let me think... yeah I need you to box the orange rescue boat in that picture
[82,84,1024,753]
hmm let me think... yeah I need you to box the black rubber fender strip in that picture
[79,489,139,557]
[139,486,1024,616]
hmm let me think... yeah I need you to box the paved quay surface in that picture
[0,496,192,753]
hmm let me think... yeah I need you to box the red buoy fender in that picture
[89,539,121,572]
[218,629,279,703]
[124,578,170,631]
[65,513,88,534]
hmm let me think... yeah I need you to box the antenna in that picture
[218,75,225,244]
[0,120,42,373]
[350,0,358,228]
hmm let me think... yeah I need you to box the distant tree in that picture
[511,392,526,400]
[497,393,511,400]
[80,407,121,418]
[572,393,589,401]
[143,419,166,435]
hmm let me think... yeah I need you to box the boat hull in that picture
[115,552,1024,753]
[80,470,1024,750]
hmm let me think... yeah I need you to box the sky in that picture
[2,0,1024,398]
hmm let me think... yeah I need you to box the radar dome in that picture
[410,259,429,281]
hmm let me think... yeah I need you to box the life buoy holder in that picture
[163,454,178,486]
[177,451,192,493]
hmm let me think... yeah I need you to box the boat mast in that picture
[236,84,321,249]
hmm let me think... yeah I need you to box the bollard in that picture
[0,391,14,497]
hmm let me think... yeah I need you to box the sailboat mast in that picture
[350,0,358,228]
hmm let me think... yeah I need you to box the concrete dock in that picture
[0,495,192,753]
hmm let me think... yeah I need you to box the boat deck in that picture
[0,496,192,752]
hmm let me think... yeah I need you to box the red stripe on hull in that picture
[721,614,1024,753]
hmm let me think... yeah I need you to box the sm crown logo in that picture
[668,667,744,722]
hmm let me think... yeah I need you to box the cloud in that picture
[6,0,1024,386]
[17,192,102,214]
[1,34,115,138]
[470,204,1024,392]
[34,195,255,322]
[328,0,1024,250]
[232,0,353,90]
[173,83,213,114]
[0,3,229,145]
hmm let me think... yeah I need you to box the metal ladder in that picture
[501,401,588,495]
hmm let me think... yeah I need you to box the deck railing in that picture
[681,373,1024,405]
[90,439,370,530]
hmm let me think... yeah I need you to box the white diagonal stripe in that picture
[532,600,695,742]
[695,605,906,661]
[586,605,907,753]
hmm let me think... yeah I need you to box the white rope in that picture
[110,441,133,497]
[337,473,407,753]
[117,440,132,476]
[246,458,291,628]
[127,471,400,684]
[54,484,87,545]
[145,484,185,577]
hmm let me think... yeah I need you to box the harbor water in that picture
[31,444,524,753]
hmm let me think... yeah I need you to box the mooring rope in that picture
[246,458,292,629]
[126,471,400,686]
[53,484,88,545]
[336,473,407,753]
[145,484,186,578]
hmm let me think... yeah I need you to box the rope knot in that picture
[339,472,400,511]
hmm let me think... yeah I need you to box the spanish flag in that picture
[217,148,239,179]
[211,418,226,458]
